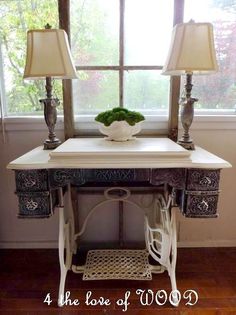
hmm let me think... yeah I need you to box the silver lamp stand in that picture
[177,73,198,150]
[40,77,61,150]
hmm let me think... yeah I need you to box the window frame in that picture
[58,0,184,140]
[1,0,235,137]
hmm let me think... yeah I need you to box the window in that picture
[0,0,59,116]
[1,0,235,135]
[68,0,178,136]
[0,0,183,138]
[71,0,172,114]
[184,0,236,113]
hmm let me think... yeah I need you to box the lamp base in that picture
[177,73,198,151]
[44,138,61,150]
[40,88,61,150]
[177,139,195,150]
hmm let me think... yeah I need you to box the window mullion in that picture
[58,0,74,140]
[0,40,7,142]
[168,0,184,141]
[0,41,7,118]
[119,0,125,108]
[75,66,163,71]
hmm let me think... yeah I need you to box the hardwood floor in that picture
[0,248,236,314]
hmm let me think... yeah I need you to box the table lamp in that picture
[162,21,218,150]
[23,24,77,150]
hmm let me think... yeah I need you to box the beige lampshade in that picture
[24,29,77,79]
[162,21,218,75]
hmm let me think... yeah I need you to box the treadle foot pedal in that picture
[82,249,152,280]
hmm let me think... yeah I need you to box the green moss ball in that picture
[95,107,145,126]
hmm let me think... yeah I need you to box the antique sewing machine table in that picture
[7,138,231,306]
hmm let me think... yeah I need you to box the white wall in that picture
[178,127,236,247]
[0,127,64,248]
[1,121,236,248]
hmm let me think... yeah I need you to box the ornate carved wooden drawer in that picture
[15,169,49,191]
[186,169,220,191]
[181,169,221,218]
[183,191,219,218]
[15,170,53,218]
[17,191,53,218]
[14,167,222,219]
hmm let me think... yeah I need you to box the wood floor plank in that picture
[1,248,236,314]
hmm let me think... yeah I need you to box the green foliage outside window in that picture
[1,0,236,116]
[0,0,61,115]
[184,0,236,110]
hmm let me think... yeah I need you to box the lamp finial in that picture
[45,23,52,29]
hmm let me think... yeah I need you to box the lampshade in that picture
[162,21,218,75]
[24,29,77,79]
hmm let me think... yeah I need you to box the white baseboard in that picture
[0,239,236,249]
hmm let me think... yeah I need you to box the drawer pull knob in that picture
[200,176,212,186]
[25,178,36,187]
[198,200,209,212]
[26,199,38,211]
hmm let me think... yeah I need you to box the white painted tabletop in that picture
[7,138,231,170]
[50,138,190,157]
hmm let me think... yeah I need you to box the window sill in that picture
[1,115,169,133]
[189,115,236,130]
[1,116,64,131]
[2,114,236,132]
